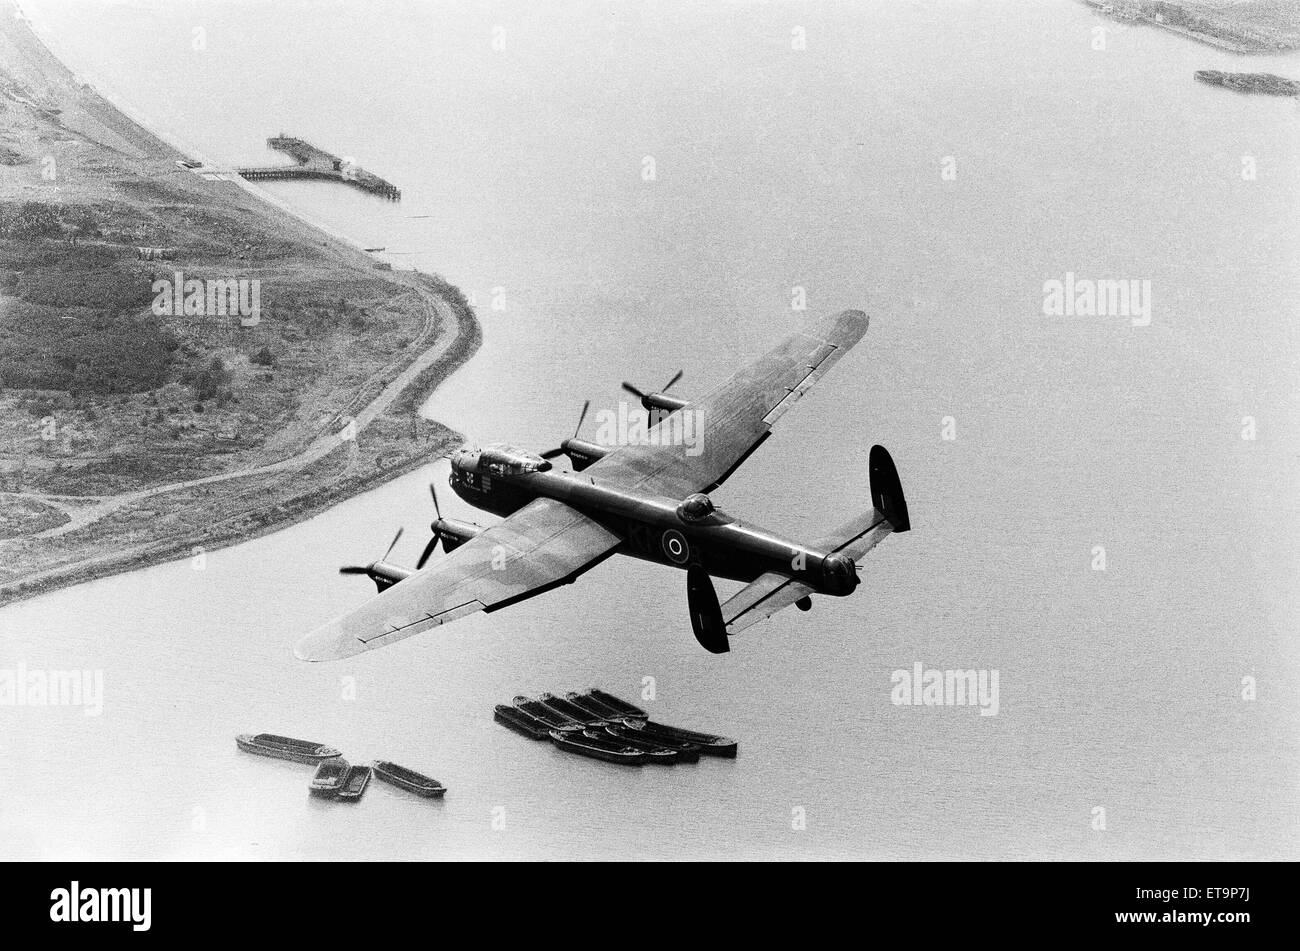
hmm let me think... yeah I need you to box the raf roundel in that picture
[661,529,690,565]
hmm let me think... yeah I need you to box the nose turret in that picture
[450,446,481,474]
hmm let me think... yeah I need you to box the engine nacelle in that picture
[366,560,412,593]
[431,517,483,553]
[641,392,689,414]
[559,438,607,472]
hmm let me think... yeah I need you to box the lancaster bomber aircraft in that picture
[296,309,909,660]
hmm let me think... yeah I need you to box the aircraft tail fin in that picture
[721,446,908,636]
[869,444,909,534]
[816,445,909,562]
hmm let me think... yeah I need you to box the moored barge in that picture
[548,729,647,765]
[584,688,648,720]
[373,760,446,798]
[495,703,551,739]
[540,692,609,727]
[309,758,351,797]
[236,733,342,765]
[513,695,583,732]
[565,690,626,722]
[589,728,680,764]
[336,764,373,802]
[605,723,701,763]
[625,720,738,758]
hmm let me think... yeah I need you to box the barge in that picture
[624,720,738,758]
[589,728,680,764]
[605,723,701,763]
[565,690,626,722]
[309,758,351,797]
[539,692,609,727]
[373,761,446,798]
[336,764,373,802]
[583,688,648,721]
[495,703,551,740]
[236,733,342,765]
[548,729,647,765]
[513,695,582,732]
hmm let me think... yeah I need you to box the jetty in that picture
[1194,70,1300,98]
[237,135,401,200]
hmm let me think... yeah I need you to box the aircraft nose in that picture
[450,447,478,473]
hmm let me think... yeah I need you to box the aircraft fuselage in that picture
[448,449,858,596]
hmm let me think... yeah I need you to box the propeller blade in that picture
[573,399,591,438]
[662,369,683,392]
[428,483,442,520]
[416,536,440,570]
[621,381,646,398]
[339,565,370,575]
[540,399,594,462]
[382,527,404,562]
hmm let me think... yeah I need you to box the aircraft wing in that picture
[295,497,622,661]
[720,571,817,635]
[586,309,869,497]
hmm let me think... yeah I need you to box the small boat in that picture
[539,692,608,727]
[587,728,679,764]
[373,761,446,798]
[513,695,582,732]
[606,723,700,763]
[548,729,646,765]
[236,733,342,765]
[623,720,738,758]
[336,764,373,802]
[309,758,351,797]
[495,704,551,740]
[565,690,626,722]
[584,688,648,721]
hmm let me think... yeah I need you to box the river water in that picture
[2,0,1298,859]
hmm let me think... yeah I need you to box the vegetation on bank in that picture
[1085,0,1300,53]
[0,187,462,497]
[0,16,481,606]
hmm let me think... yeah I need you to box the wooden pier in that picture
[237,135,400,200]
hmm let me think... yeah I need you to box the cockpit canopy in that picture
[676,492,716,523]
[477,443,551,476]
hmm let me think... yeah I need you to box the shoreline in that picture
[1078,0,1300,55]
[1,296,481,608]
[12,0,409,267]
[0,4,483,607]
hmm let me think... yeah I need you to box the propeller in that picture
[339,527,403,575]
[621,370,682,401]
[416,484,443,569]
[540,399,591,460]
